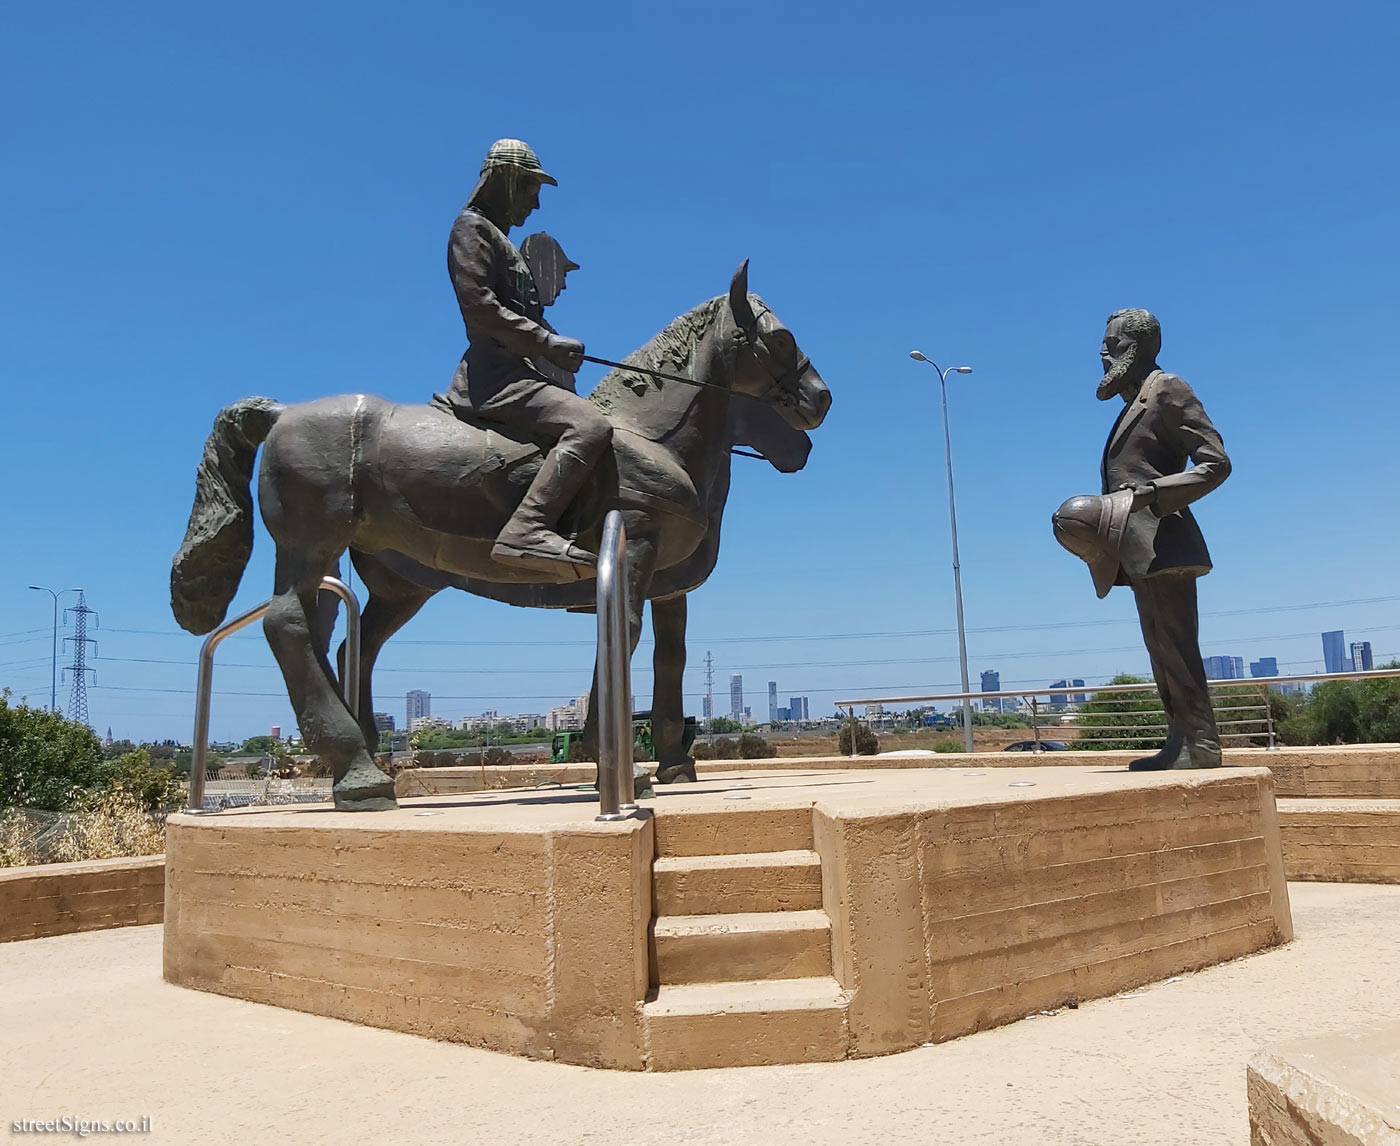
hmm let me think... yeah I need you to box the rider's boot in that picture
[491,447,598,579]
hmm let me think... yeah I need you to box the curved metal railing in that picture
[185,577,360,813]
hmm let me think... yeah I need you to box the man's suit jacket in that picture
[1101,369,1231,583]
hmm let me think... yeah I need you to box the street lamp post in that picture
[909,352,976,753]
[27,585,82,713]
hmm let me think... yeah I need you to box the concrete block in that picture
[0,856,165,942]
[652,850,822,915]
[1279,800,1400,884]
[1249,1020,1400,1145]
[643,977,849,1069]
[652,910,830,984]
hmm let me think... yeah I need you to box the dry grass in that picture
[0,790,166,868]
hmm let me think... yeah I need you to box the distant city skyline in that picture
[1322,631,1348,675]
[1351,641,1374,673]
[1204,655,1245,681]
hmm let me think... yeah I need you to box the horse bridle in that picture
[735,305,811,410]
[580,309,811,410]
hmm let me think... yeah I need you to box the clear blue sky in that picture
[3,1,1397,742]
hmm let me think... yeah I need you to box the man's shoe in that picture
[492,530,597,579]
[1185,737,1223,768]
[1128,729,1186,772]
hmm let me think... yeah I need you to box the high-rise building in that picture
[729,674,743,720]
[980,670,1001,713]
[1204,655,1244,680]
[1249,657,1279,678]
[1351,642,1374,673]
[1322,631,1347,674]
[788,696,809,722]
[1048,679,1087,707]
[373,712,395,732]
[406,690,431,726]
[767,681,778,723]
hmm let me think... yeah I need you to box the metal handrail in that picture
[836,666,1400,757]
[595,511,636,821]
[185,577,360,814]
[836,667,1400,708]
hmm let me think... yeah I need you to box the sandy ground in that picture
[2,882,1397,1146]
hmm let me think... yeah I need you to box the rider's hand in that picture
[544,335,585,373]
[1118,481,1157,512]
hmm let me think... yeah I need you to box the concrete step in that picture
[643,976,850,1069]
[1278,798,1400,883]
[653,850,823,916]
[652,805,814,858]
[652,909,831,984]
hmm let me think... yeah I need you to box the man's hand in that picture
[1118,481,1157,512]
[544,334,585,373]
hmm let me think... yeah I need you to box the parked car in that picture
[1002,739,1069,753]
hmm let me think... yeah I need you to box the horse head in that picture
[727,260,832,433]
[727,400,812,473]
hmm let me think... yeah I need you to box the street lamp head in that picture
[953,366,973,374]
[909,350,928,362]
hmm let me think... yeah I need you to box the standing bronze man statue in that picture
[1054,309,1232,770]
[434,139,609,578]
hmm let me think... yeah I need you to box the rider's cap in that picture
[480,139,557,186]
[1052,489,1133,599]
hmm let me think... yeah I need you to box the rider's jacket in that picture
[439,207,562,413]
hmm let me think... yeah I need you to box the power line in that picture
[90,593,1400,649]
[85,622,1400,675]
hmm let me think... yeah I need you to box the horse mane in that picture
[589,295,728,415]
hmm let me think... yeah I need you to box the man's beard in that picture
[1097,343,1138,401]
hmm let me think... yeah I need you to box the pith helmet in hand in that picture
[1052,489,1133,599]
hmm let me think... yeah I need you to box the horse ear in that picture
[729,259,756,330]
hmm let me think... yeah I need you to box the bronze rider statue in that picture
[434,139,608,578]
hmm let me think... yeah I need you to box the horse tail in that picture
[170,397,285,634]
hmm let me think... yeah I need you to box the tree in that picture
[707,716,741,734]
[241,735,280,755]
[1074,674,1161,750]
[737,733,777,759]
[104,748,184,811]
[838,719,879,756]
[1276,663,1400,745]
[102,739,138,760]
[0,691,107,811]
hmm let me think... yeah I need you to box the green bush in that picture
[0,692,107,811]
[1276,666,1400,745]
[104,748,183,812]
[1073,674,1162,751]
[710,737,741,760]
[838,720,880,756]
[737,733,776,759]
[933,739,961,753]
[690,740,715,760]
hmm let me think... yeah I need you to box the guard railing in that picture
[185,577,360,814]
[835,667,1400,755]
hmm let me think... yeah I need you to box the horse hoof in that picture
[654,763,697,785]
[334,791,398,812]
[333,759,398,811]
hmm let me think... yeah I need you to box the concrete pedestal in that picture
[165,766,1293,1070]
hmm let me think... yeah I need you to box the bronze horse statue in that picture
[171,262,831,809]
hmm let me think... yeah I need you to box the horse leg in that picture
[650,593,695,784]
[264,549,396,810]
[338,550,436,750]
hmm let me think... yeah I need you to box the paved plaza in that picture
[2,882,1397,1145]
